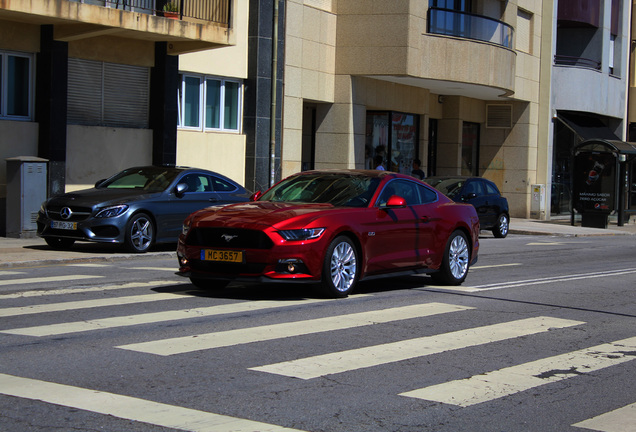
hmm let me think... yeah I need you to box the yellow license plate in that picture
[201,250,243,263]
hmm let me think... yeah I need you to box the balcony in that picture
[427,7,513,49]
[0,0,234,54]
[68,1,230,25]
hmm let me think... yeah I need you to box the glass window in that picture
[205,79,221,128]
[1,52,32,120]
[179,74,242,132]
[184,76,201,128]
[224,80,239,130]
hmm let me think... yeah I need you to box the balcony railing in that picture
[69,0,231,26]
[427,7,513,49]
[554,55,601,70]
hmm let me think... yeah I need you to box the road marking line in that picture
[572,401,636,432]
[0,373,307,432]
[117,302,474,356]
[66,263,111,267]
[400,336,636,407]
[0,275,101,287]
[249,317,584,380]
[0,271,26,276]
[0,280,189,299]
[470,263,522,270]
[128,266,179,272]
[0,293,183,317]
[432,268,636,292]
[2,298,336,337]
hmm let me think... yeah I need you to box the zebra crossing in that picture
[1,267,635,432]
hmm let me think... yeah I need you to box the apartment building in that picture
[0,0,244,234]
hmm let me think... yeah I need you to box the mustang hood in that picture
[192,201,341,228]
[46,188,161,208]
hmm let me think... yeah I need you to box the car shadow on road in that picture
[24,242,178,254]
[153,274,436,301]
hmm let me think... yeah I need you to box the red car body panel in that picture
[177,170,479,286]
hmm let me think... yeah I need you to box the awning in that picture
[574,139,636,156]
[557,112,620,141]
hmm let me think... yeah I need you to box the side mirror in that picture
[462,193,477,201]
[385,195,407,208]
[250,191,263,201]
[175,183,188,197]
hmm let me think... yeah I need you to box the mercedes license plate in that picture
[51,221,77,230]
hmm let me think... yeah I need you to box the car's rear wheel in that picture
[125,212,155,253]
[321,236,359,298]
[432,230,470,285]
[189,277,230,290]
[44,237,75,250]
[492,213,509,238]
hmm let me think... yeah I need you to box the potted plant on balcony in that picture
[162,2,179,19]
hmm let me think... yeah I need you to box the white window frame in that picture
[0,50,34,121]
[178,73,243,133]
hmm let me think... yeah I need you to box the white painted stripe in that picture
[0,293,183,318]
[249,317,584,380]
[2,298,334,337]
[0,373,306,432]
[433,268,636,293]
[66,263,111,267]
[573,402,636,432]
[470,263,522,270]
[128,267,179,272]
[117,302,474,356]
[0,280,189,299]
[0,275,101,287]
[0,271,25,276]
[400,336,636,407]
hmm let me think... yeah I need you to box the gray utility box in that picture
[6,157,48,238]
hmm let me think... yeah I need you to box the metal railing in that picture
[68,0,231,26]
[554,55,601,70]
[427,7,513,49]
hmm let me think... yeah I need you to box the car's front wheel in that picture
[125,212,155,253]
[432,230,470,285]
[321,236,359,298]
[44,237,75,250]
[492,213,509,238]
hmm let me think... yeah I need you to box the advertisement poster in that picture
[572,152,616,214]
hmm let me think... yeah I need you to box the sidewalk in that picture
[0,218,634,268]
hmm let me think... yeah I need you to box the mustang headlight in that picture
[278,228,325,241]
[95,205,128,218]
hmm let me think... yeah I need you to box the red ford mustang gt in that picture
[177,170,480,297]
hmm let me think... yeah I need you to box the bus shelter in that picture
[571,139,636,228]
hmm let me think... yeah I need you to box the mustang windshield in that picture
[260,174,380,207]
[98,167,181,192]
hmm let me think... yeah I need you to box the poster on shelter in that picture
[572,152,616,214]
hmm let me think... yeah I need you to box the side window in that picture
[416,183,438,204]
[484,181,500,195]
[0,51,33,120]
[211,177,237,192]
[182,174,210,193]
[377,180,419,206]
[463,180,483,197]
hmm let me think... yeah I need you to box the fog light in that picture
[178,255,189,266]
[277,258,306,274]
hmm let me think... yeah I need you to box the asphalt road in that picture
[1,233,635,432]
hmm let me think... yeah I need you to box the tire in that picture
[492,213,509,238]
[321,236,359,298]
[189,277,230,290]
[125,212,155,253]
[432,230,470,285]
[44,237,75,250]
